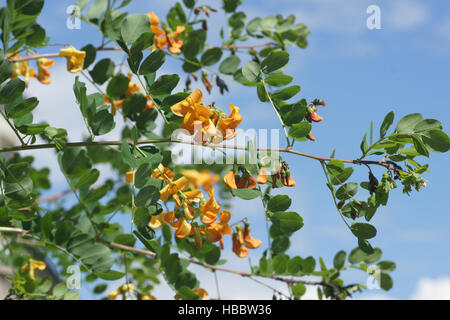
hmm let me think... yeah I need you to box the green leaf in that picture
[121,140,137,168]
[289,122,311,141]
[121,14,151,45]
[90,110,115,136]
[0,59,13,84]
[330,167,354,185]
[81,44,97,69]
[292,283,306,299]
[139,50,166,74]
[176,286,201,300]
[267,195,291,212]
[90,59,115,85]
[273,254,289,274]
[377,261,396,273]
[135,186,160,207]
[135,159,161,188]
[106,74,129,100]
[335,182,358,200]
[242,61,261,82]
[123,93,147,117]
[421,129,450,153]
[358,238,374,254]
[223,0,243,12]
[182,0,195,9]
[271,212,304,233]
[411,135,430,157]
[200,48,223,66]
[55,221,72,245]
[114,234,136,247]
[264,73,293,87]
[149,74,180,96]
[219,55,240,74]
[96,270,126,281]
[360,132,368,154]
[74,168,99,189]
[333,250,346,269]
[18,123,49,135]
[271,85,300,100]
[395,113,424,134]
[261,51,289,74]
[414,119,443,134]
[87,0,107,19]
[7,97,39,118]
[233,188,262,200]
[0,78,25,104]
[380,273,393,291]
[351,223,377,239]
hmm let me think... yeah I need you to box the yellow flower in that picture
[205,210,232,244]
[159,176,190,202]
[20,259,47,280]
[59,46,86,73]
[125,171,135,183]
[37,58,54,84]
[152,164,175,184]
[216,103,242,140]
[200,188,220,225]
[148,211,175,229]
[140,293,157,300]
[172,217,192,239]
[108,283,135,300]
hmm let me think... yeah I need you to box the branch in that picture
[8,43,278,63]
[1,226,352,296]
[0,138,402,172]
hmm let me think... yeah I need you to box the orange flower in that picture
[200,188,220,225]
[148,211,175,229]
[232,232,249,258]
[216,103,242,140]
[256,166,269,184]
[36,58,54,84]
[205,210,232,244]
[146,12,186,54]
[173,217,192,239]
[159,176,190,202]
[243,222,262,249]
[308,132,316,141]
[10,55,37,87]
[125,171,135,183]
[224,171,257,190]
[171,89,215,137]
[152,164,175,183]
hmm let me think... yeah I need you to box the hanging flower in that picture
[242,222,262,249]
[20,259,46,280]
[223,170,257,190]
[59,46,86,73]
[36,58,55,84]
[205,209,232,246]
[200,188,220,225]
[125,171,135,183]
[256,166,269,184]
[232,231,249,258]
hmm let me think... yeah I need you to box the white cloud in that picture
[411,277,450,300]
[385,0,430,31]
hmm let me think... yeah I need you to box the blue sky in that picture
[16,0,450,299]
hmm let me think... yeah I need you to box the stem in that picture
[0,109,26,146]
[136,75,169,124]
[320,161,351,229]
[261,78,291,147]
[0,138,402,172]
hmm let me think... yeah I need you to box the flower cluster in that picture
[126,165,261,256]
[224,162,296,190]
[170,89,242,144]
[147,12,186,54]
[9,54,55,86]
